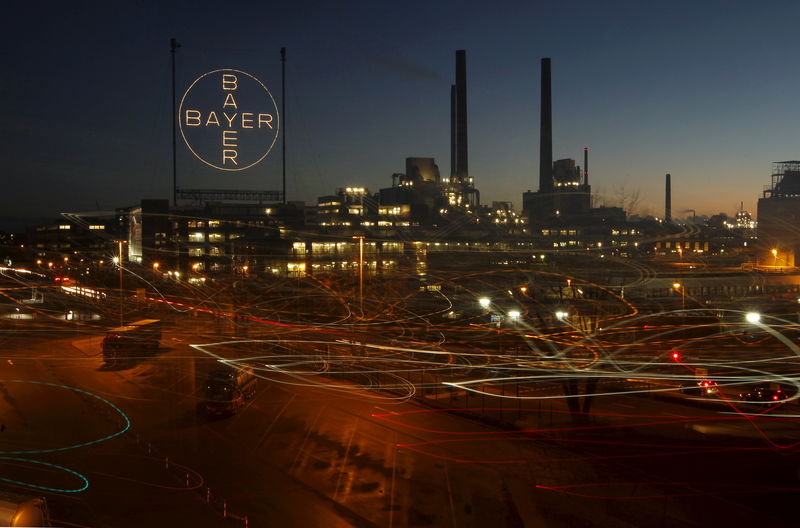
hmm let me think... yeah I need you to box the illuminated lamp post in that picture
[352,236,365,317]
[478,297,491,309]
[745,312,761,324]
[772,248,778,267]
[115,240,126,326]
[673,282,685,312]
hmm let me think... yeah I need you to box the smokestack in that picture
[455,50,468,183]
[539,58,553,192]
[450,84,456,181]
[665,173,672,222]
[583,147,589,185]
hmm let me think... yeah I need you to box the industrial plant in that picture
[3,50,767,277]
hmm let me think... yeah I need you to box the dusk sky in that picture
[3,0,800,229]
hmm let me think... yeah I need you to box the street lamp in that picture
[116,240,125,326]
[555,310,568,320]
[478,297,491,309]
[771,248,778,267]
[745,312,761,324]
[673,282,685,311]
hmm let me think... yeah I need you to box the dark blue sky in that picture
[3,0,799,228]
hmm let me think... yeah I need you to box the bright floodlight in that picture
[112,256,120,264]
[478,297,491,308]
[555,311,568,320]
[508,310,521,319]
[745,312,761,324]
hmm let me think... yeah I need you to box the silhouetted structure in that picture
[523,58,590,223]
[539,58,553,194]
[757,161,800,266]
[448,50,478,208]
[665,173,672,223]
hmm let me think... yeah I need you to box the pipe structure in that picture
[583,147,589,185]
[539,58,553,192]
[454,50,468,184]
[665,173,672,222]
[450,84,456,181]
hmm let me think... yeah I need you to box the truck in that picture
[0,490,51,527]
[102,318,162,363]
[202,365,257,416]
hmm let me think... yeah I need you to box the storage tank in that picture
[0,491,51,527]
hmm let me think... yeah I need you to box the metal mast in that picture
[281,47,286,204]
[171,38,181,206]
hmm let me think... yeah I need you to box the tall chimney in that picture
[665,173,672,222]
[450,84,456,181]
[455,50,468,184]
[539,58,553,192]
[583,147,589,185]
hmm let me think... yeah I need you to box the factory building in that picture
[757,161,800,267]
[315,187,377,227]
[377,158,445,226]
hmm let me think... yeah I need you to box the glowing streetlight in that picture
[352,235,365,317]
[772,248,778,266]
[555,311,568,320]
[116,240,125,326]
[519,286,528,294]
[745,312,761,324]
[673,282,685,311]
[508,310,521,321]
[152,262,160,270]
[478,297,491,308]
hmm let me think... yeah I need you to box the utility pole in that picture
[117,240,125,327]
[281,47,287,204]
[171,38,181,206]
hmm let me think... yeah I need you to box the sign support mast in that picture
[171,38,181,206]
[281,47,287,204]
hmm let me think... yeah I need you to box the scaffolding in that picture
[764,161,800,198]
[176,188,283,204]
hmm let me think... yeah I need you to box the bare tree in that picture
[612,184,641,215]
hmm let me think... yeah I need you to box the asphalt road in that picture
[3,288,800,527]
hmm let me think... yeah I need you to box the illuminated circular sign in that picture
[179,69,280,171]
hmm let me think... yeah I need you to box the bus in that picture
[203,365,257,416]
[102,319,162,363]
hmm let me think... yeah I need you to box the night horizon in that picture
[4,1,800,230]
